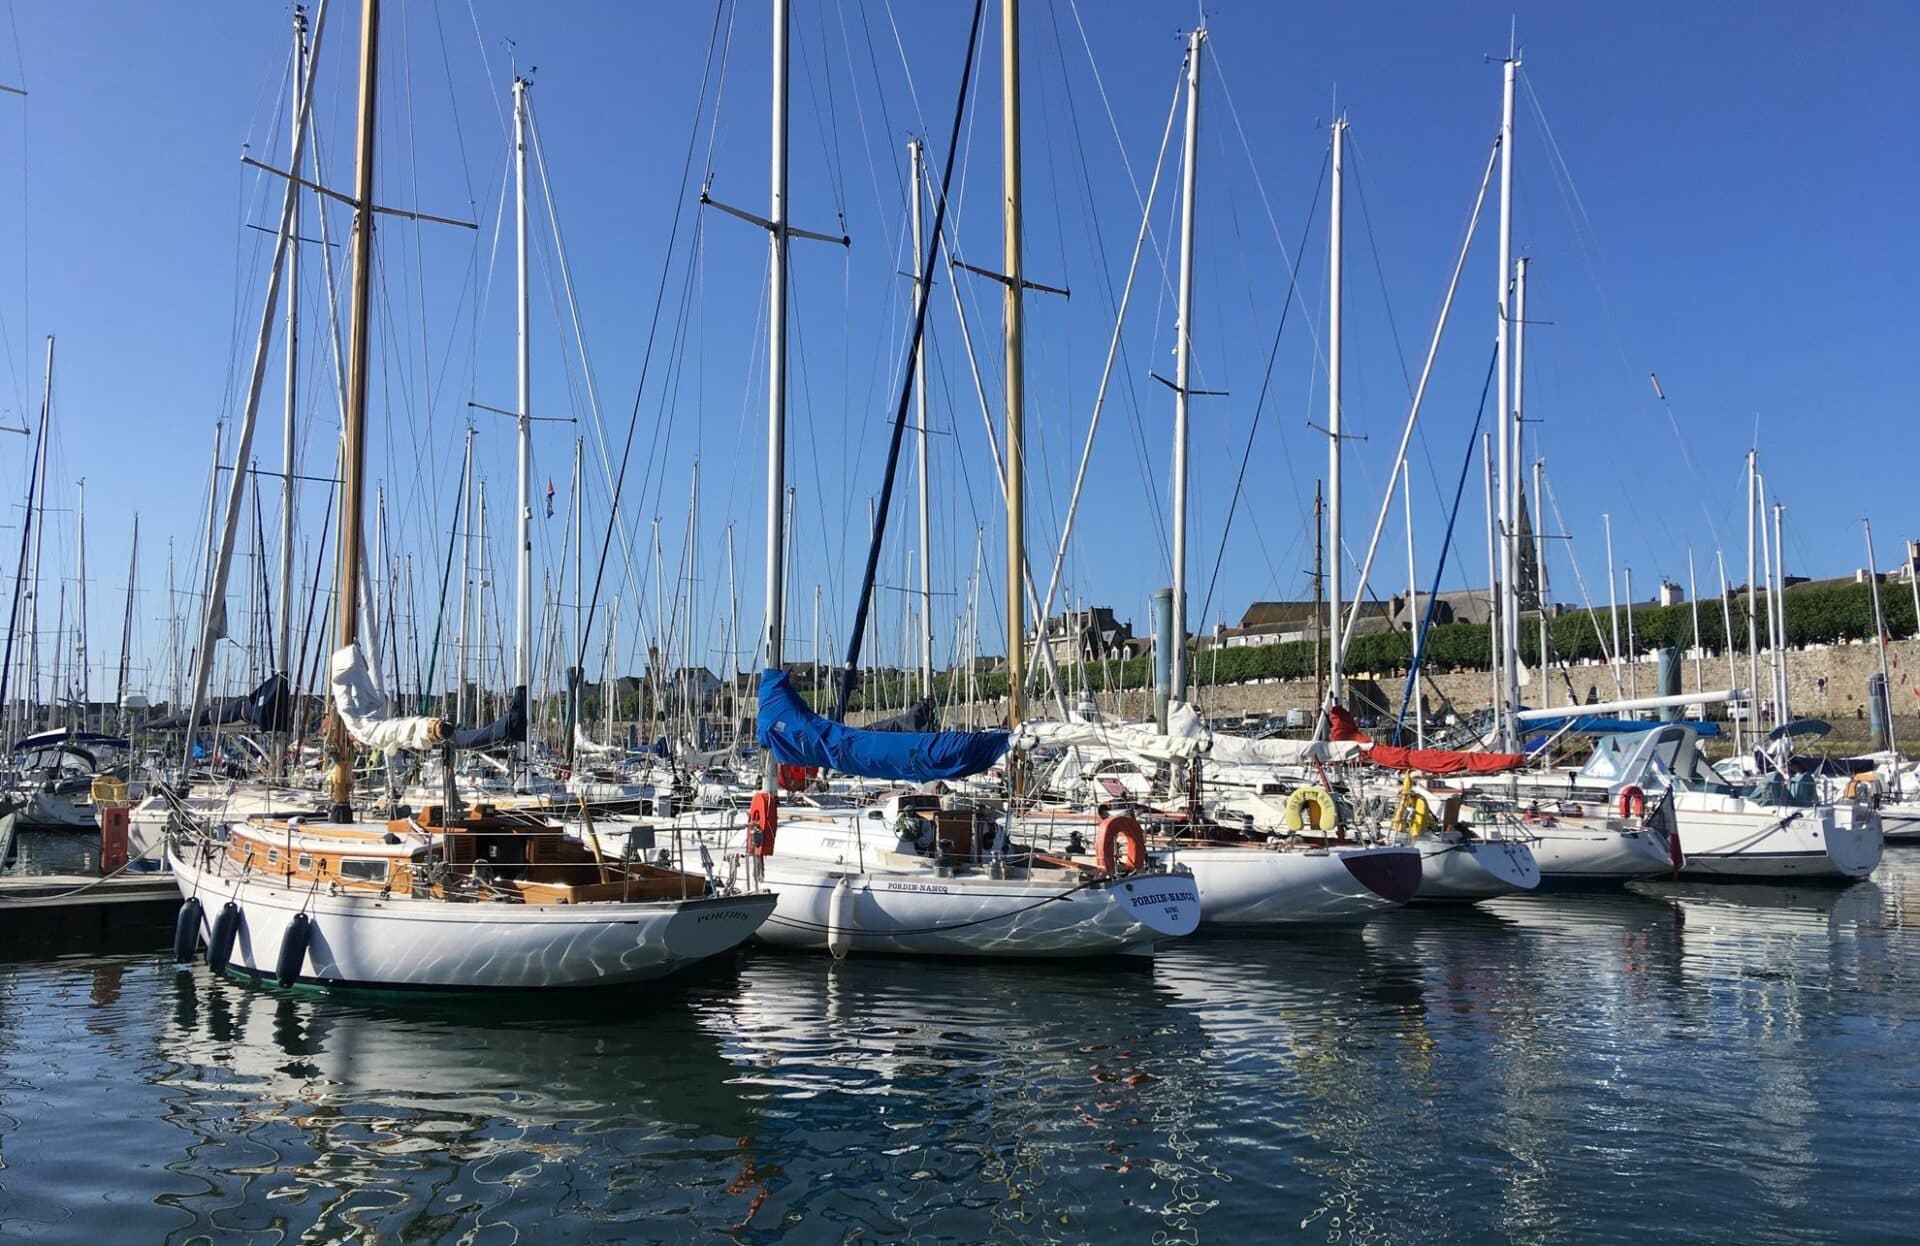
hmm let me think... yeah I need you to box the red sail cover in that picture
[1364,745,1526,775]
[1327,705,1371,742]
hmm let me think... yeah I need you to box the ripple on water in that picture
[2,857,1920,1242]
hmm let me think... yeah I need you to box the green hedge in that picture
[825,581,1916,713]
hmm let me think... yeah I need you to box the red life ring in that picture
[747,792,779,857]
[1618,785,1647,820]
[1095,814,1147,876]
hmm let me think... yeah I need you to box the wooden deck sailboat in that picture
[167,0,773,992]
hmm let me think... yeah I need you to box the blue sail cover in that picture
[756,669,1010,780]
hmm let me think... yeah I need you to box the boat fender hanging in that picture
[1618,785,1647,820]
[1391,776,1434,839]
[206,901,243,975]
[276,912,312,988]
[1095,814,1147,876]
[747,792,778,857]
[826,876,855,959]
[1283,785,1339,833]
[172,897,204,965]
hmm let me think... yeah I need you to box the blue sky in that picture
[0,1,1914,703]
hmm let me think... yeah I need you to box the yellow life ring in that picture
[1283,785,1339,833]
[1391,773,1435,838]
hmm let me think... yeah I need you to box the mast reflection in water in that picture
[3,858,1919,1242]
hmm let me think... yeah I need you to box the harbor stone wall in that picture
[874,637,1920,742]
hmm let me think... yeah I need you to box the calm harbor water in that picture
[3,854,1918,1243]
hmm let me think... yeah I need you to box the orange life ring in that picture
[747,791,779,856]
[1095,814,1147,876]
[1618,785,1647,820]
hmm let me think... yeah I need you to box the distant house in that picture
[666,666,723,711]
[1202,599,1391,649]
[1392,588,1496,630]
[1033,607,1135,664]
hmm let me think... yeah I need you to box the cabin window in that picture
[339,858,389,883]
[267,849,280,867]
[297,854,313,872]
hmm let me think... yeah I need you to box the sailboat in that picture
[1006,34,1420,925]
[167,0,774,992]
[714,0,1197,959]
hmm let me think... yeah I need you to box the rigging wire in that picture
[1196,147,1328,632]
[573,0,732,678]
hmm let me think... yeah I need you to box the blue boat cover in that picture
[1526,715,1722,741]
[756,669,1010,780]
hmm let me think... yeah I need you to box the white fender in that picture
[826,876,855,959]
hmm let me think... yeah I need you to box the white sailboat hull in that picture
[1671,797,1881,880]
[1412,834,1540,901]
[169,841,775,991]
[1166,843,1421,925]
[745,855,1198,956]
[1526,819,1676,884]
[1876,801,1920,844]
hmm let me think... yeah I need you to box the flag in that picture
[544,478,555,518]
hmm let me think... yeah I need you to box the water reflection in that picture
[0,858,1917,1242]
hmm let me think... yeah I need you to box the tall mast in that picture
[1002,0,1027,726]
[1603,511,1621,696]
[1717,550,1740,754]
[328,0,381,819]
[166,540,178,713]
[185,0,323,759]
[278,4,307,682]
[1312,480,1324,711]
[25,339,53,728]
[760,0,792,799]
[0,338,51,740]
[1533,459,1549,707]
[512,73,533,790]
[1511,254,1528,706]
[1745,450,1760,733]
[1325,116,1346,713]
[1687,546,1703,694]
[116,515,138,724]
[1483,433,1497,716]
[456,426,474,721]
[569,435,583,759]
[1865,519,1897,756]
[1403,461,1421,745]
[73,479,86,726]
[909,137,935,701]
[1493,54,1519,747]
[1169,26,1204,710]
[1770,500,1788,723]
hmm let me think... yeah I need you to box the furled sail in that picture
[757,669,1010,780]
[330,645,448,753]
[1166,703,1367,765]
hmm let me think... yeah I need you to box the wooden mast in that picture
[1002,0,1025,726]
[328,0,380,819]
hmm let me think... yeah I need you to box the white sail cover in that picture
[573,725,623,757]
[330,644,445,753]
[1166,702,1366,766]
[1012,719,1209,763]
